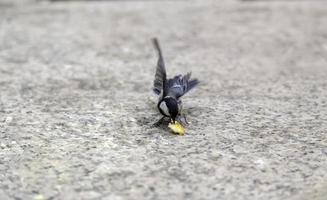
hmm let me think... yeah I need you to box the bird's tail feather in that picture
[152,38,163,61]
[187,79,199,92]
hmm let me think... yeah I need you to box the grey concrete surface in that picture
[0,0,327,199]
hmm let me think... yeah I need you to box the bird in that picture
[152,38,199,125]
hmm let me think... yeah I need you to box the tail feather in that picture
[187,79,199,92]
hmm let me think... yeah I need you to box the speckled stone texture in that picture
[0,0,327,199]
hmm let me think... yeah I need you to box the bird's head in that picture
[164,97,178,123]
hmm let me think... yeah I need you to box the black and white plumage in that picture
[152,38,199,123]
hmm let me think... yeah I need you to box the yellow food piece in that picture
[33,194,45,200]
[168,121,186,135]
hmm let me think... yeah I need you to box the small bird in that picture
[152,38,199,125]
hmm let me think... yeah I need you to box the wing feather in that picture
[167,73,199,98]
[152,38,167,96]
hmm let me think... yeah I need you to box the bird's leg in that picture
[152,116,166,127]
[182,113,189,125]
[176,99,189,125]
[176,114,189,126]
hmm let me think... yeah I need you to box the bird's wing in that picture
[152,38,167,96]
[167,72,199,99]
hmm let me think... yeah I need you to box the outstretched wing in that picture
[152,38,167,96]
[167,72,199,99]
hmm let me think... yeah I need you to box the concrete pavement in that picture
[0,0,327,199]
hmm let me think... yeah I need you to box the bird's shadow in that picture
[136,113,170,131]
